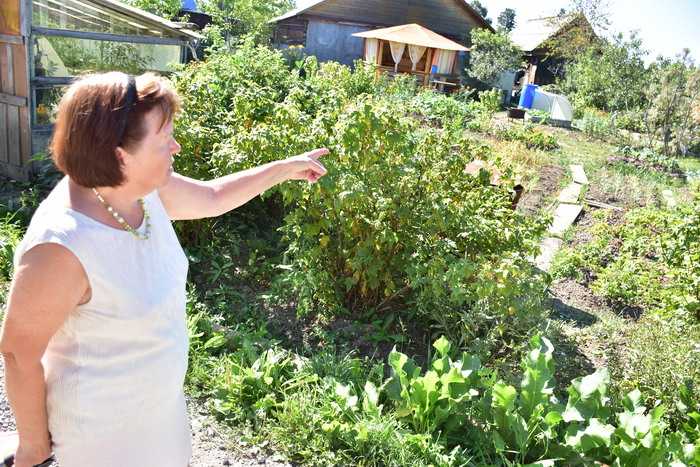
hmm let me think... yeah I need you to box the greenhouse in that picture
[0,0,201,180]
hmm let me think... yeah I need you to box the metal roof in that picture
[353,23,469,51]
[271,0,494,32]
[91,0,203,40]
[511,14,590,52]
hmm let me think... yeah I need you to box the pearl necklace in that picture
[92,188,151,240]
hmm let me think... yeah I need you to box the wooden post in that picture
[423,48,434,87]
[375,40,383,81]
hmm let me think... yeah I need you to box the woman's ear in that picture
[114,146,129,168]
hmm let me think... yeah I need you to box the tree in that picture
[645,50,700,156]
[497,8,517,33]
[199,0,294,45]
[122,0,181,19]
[467,28,522,85]
[560,32,649,112]
[470,1,492,25]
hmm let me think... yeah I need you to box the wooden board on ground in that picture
[662,189,677,208]
[535,237,564,271]
[558,182,583,204]
[570,164,589,185]
[549,203,583,236]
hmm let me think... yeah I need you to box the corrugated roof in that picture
[510,14,590,52]
[271,0,494,31]
[510,16,561,52]
[91,0,204,40]
[353,23,469,51]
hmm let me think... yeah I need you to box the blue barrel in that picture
[519,83,538,109]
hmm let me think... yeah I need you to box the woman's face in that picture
[119,107,181,193]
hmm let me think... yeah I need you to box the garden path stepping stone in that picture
[548,203,583,237]
[662,189,677,208]
[570,165,589,185]
[558,183,583,204]
[535,237,564,271]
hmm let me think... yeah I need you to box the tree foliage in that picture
[199,0,293,44]
[467,29,522,85]
[469,0,492,25]
[497,8,517,33]
[645,50,700,156]
[122,0,181,19]
[560,32,649,113]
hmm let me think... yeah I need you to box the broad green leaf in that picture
[203,334,227,350]
[433,335,451,357]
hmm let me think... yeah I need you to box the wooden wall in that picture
[0,0,31,181]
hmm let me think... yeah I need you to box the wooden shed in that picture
[271,0,492,70]
[0,0,201,181]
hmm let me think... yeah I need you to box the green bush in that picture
[574,109,619,141]
[0,215,24,281]
[495,124,559,151]
[614,109,645,133]
[478,88,503,113]
[608,316,700,428]
[275,96,549,355]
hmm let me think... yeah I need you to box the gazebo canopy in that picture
[353,23,469,52]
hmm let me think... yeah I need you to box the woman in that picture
[0,72,328,467]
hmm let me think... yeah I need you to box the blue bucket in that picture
[519,83,538,109]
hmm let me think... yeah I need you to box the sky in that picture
[295,0,700,64]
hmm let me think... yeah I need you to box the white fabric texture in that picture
[389,41,406,72]
[364,38,379,64]
[408,45,427,71]
[14,177,191,467]
[431,49,457,74]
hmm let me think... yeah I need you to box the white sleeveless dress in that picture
[13,177,191,466]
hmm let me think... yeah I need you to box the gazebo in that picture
[352,23,469,88]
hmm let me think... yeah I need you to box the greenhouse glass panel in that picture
[32,0,177,38]
[34,86,66,125]
[33,36,182,77]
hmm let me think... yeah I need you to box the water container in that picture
[181,0,197,11]
[519,83,538,109]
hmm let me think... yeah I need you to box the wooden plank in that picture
[0,159,29,180]
[0,92,26,106]
[570,164,589,185]
[0,103,7,164]
[535,237,563,272]
[18,106,30,166]
[548,203,583,237]
[11,43,27,98]
[558,182,583,204]
[662,190,677,208]
[6,105,21,166]
[0,34,23,45]
[584,199,623,211]
[0,44,11,95]
[0,0,21,36]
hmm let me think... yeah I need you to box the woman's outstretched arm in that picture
[158,148,328,221]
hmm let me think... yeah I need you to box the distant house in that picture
[271,0,493,80]
[511,13,597,87]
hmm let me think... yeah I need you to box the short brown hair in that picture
[50,72,181,188]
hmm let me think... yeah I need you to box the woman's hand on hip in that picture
[13,441,52,467]
[283,148,329,183]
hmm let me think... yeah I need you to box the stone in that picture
[549,203,584,237]
[535,237,564,271]
[662,189,677,208]
[558,183,583,204]
[570,164,589,185]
